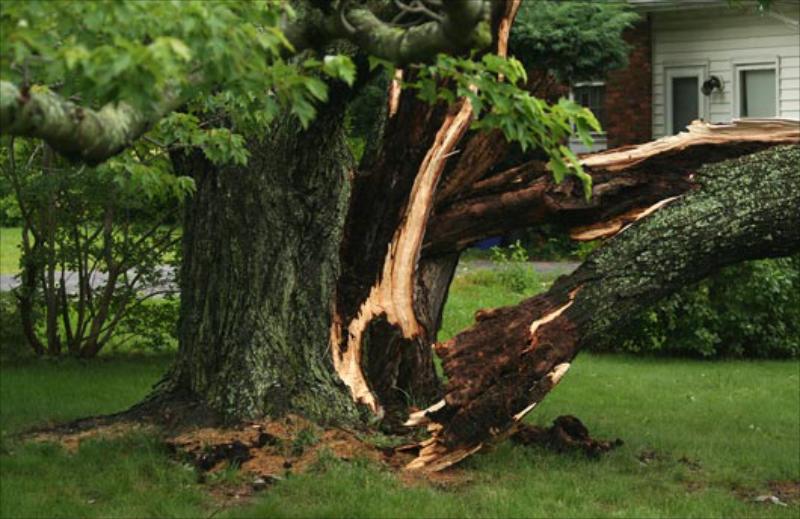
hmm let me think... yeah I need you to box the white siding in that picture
[651,6,800,138]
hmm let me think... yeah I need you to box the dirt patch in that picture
[769,480,800,505]
[167,414,479,493]
[732,480,800,507]
[168,415,384,479]
[29,422,152,452]
[23,412,475,491]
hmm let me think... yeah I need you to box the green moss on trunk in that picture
[164,91,361,425]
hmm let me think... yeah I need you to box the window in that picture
[569,82,607,153]
[664,65,706,135]
[671,76,699,135]
[572,83,607,128]
[739,68,777,118]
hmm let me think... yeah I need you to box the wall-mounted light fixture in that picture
[701,75,724,96]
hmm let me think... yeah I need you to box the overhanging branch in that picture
[283,0,491,65]
[0,81,181,165]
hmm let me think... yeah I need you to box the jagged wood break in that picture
[406,136,800,471]
[331,0,522,422]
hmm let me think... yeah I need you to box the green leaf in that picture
[322,55,356,86]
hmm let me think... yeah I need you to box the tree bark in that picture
[154,85,362,424]
[407,144,800,471]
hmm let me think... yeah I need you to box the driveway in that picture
[0,261,581,292]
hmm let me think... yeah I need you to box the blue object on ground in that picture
[474,237,503,250]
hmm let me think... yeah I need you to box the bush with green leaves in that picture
[592,256,800,358]
[1,139,183,358]
[490,240,541,294]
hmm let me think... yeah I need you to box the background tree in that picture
[510,0,639,98]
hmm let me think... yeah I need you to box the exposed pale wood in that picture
[388,70,403,118]
[570,196,681,241]
[404,398,446,427]
[512,362,571,422]
[581,119,800,172]
[495,0,522,60]
[331,100,473,414]
[432,0,520,204]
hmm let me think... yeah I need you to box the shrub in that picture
[592,255,800,358]
[2,139,185,357]
[110,297,180,353]
[490,241,541,294]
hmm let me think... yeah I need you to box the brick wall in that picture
[604,18,653,148]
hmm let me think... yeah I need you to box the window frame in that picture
[569,81,607,153]
[570,80,607,135]
[664,64,708,135]
[732,58,780,119]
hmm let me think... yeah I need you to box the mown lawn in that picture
[1,265,798,518]
[0,227,21,275]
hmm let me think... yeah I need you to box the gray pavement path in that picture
[0,261,580,292]
[456,259,580,277]
[0,265,177,294]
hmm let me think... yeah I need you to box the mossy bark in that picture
[161,92,361,424]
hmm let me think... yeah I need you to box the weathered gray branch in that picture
[283,0,491,65]
[0,81,180,165]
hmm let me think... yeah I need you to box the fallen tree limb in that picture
[423,119,800,257]
[407,144,800,471]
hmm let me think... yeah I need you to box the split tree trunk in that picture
[408,144,800,471]
[329,1,522,425]
[146,1,522,426]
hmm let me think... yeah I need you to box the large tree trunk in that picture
[157,89,362,424]
[407,144,800,471]
[143,2,522,426]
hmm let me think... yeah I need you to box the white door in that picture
[665,66,707,135]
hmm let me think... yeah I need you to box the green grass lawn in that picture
[1,268,798,518]
[0,227,22,275]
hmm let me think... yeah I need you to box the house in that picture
[570,0,800,152]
